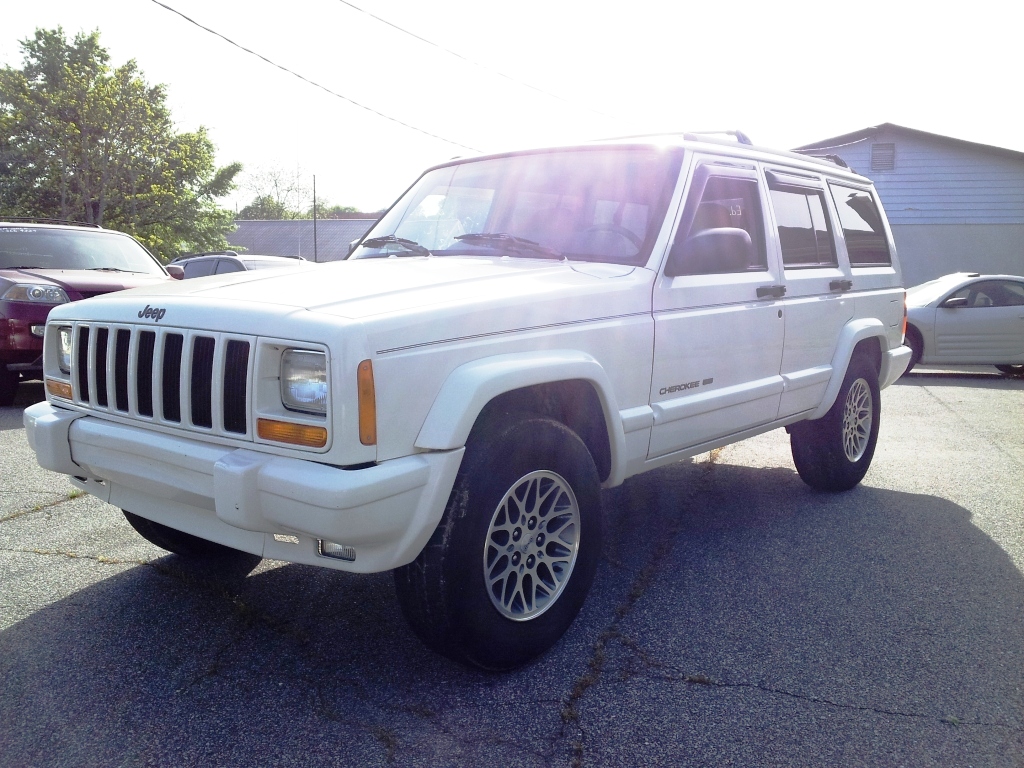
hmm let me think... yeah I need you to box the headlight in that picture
[57,326,74,374]
[281,349,328,414]
[1,284,70,304]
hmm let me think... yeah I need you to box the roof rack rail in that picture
[685,130,753,145]
[0,216,102,228]
[792,149,851,169]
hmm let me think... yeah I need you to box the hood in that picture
[45,257,654,352]
[0,267,170,298]
[87,257,645,316]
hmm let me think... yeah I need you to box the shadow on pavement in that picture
[1,458,1022,766]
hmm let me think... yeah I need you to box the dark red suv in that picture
[0,221,172,405]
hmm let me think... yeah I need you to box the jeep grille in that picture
[66,323,254,439]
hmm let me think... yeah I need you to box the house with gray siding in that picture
[229,217,378,263]
[796,124,1024,285]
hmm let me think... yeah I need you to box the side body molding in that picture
[414,350,628,486]
[809,318,888,420]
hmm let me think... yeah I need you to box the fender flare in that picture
[809,319,888,420]
[414,350,627,485]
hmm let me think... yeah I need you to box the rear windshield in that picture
[0,227,164,276]
[352,146,684,265]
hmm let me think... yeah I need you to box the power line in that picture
[148,0,480,152]
[333,0,617,120]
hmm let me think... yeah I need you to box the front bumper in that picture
[2,303,49,366]
[24,402,464,573]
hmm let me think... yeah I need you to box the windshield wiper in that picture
[454,233,561,258]
[359,235,430,256]
[90,267,134,272]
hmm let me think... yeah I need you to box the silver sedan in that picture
[904,272,1024,377]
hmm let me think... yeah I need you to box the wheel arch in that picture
[414,351,623,484]
[809,321,886,420]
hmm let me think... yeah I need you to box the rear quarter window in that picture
[828,184,892,266]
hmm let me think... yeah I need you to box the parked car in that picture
[0,220,173,405]
[170,251,309,279]
[25,134,910,669]
[904,272,1024,377]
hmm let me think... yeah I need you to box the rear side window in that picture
[768,185,837,268]
[828,184,892,266]
[183,259,217,278]
[215,259,245,274]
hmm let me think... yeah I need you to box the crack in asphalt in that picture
[637,665,1022,730]
[0,546,147,566]
[556,451,722,765]
[920,385,1023,470]
[0,493,79,523]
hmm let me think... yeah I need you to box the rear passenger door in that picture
[649,158,785,458]
[764,169,854,419]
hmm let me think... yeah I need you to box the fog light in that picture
[318,540,356,562]
[31,325,46,338]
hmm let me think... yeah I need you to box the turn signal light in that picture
[45,378,73,400]
[257,418,327,448]
[357,359,377,446]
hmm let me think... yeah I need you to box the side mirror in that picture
[166,264,185,280]
[666,227,753,277]
[941,296,968,308]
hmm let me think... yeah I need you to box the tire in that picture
[790,356,881,492]
[995,364,1024,378]
[122,510,249,559]
[394,416,603,671]
[902,326,923,376]
[0,368,19,407]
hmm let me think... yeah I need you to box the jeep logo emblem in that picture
[138,304,167,322]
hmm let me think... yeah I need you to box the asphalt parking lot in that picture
[2,370,1022,767]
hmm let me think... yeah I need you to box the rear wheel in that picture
[122,510,249,559]
[995,364,1024,378]
[790,356,881,492]
[0,368,19,407]
[394,416,603,671]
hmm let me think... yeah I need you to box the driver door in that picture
[649,159,785,458]
[934,279,1024,362]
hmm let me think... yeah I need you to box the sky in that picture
[2,0,1020,214]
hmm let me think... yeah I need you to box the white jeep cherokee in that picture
[25,135,911,669]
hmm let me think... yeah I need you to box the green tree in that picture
[237,194,290,220]
[0,27,241,260]
[307,201,358,219]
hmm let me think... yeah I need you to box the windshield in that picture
[352,146,684,265]
[0,227,165,276]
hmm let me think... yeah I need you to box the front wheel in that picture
[0,368,19,407]
[122,510,251,559]
[394,416,603,671]
[790,357,881,492]
[995,364,1024,378]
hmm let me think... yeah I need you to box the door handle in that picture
[756,285,786,299]
[830,279,853,292]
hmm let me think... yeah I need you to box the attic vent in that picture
[871,143,895,172]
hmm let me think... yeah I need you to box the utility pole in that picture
[312,175,318,263]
